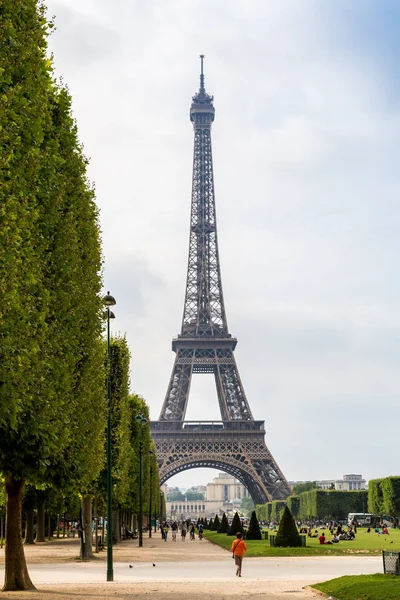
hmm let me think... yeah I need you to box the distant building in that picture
[164,472,250,520]
[289,474,367,492]
[206,472,250,502]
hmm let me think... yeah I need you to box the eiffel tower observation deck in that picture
[150,57,291,503]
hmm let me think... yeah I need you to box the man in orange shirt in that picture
[231,532,248,577]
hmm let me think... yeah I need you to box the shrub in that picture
[208,518,213,530]
[218,512,229,534]
[213,514,220,531]
[227,512,243,536]
[274,506,302,547]
[246,510,262,540]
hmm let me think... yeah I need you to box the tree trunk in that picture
[94,499,99,553]
[3,476,35,591]
[113,508,119,543]
[36,502,45,542]
[81,496,93,560]
[47,514,52,540]
[24,508,35,545]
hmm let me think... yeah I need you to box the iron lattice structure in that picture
[151,58,291,503]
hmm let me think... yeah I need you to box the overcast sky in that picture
[46,0,400,491]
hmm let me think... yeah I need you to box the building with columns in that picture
[164,472,250,520]
[288,474,367,491]
[206,472,250,502]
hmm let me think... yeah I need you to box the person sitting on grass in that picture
[331,534,339,543]
[319,533,326,545]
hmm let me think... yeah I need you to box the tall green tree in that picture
[0,1,105,589]
[368,479,384,515]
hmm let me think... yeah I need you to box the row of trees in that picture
[0,1,163,590]
[256,490,369,522]
[368,477,400,516]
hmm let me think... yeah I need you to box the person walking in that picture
[181,523,187,541]
[231,532,247,577]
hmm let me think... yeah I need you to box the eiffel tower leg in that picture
[215,352,253,420]
[159,350,194,421]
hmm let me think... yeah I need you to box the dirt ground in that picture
[0,534,320,600]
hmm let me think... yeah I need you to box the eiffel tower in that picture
[150,57,291,503]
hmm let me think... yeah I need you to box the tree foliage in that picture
[369,477,400,517]
[246,510,262,540]
[227,512,243,536]
[275,506,302,547]
[368,479,384,515]
[0,0,105,589]
[299,489,368,520]
[286,496,300,518]
[240,497,255,516]
[212,514,220,531]
[292,482,317,495]
[218,512,229,533]
[270,500,286,521]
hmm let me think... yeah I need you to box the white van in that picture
[347,513,390,527]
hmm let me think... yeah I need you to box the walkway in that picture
[0,533,382,599]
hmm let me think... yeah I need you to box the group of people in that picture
[159,520,204,542]
[318,524,356,544]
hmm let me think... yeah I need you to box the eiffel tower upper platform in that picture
[150,57,291,503]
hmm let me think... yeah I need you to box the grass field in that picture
[204,528,400,557]
[312,574,400,600]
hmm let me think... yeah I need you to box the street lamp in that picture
[104,291,116,582]
[149,449,154,538]
[135,414,148,548]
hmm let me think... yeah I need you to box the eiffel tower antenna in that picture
[199,54,205,92]
[151,60,291,503]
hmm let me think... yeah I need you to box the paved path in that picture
[0,555,382,584]
[0,534,383,599]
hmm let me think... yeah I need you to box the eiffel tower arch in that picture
[151,57,291,503]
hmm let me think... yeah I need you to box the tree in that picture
[212,514,220,531]
[246,510,262,540]
[286,496,300,519]
[186,492,204,501]
[169,491,184,501]
[228,512,243,536]
[292,482,317,495]
[240,497,255,516]
[381,477,400,517]
[368,479,384,515]
[218,512,229,534]
[274,506,302,547]
[0,2,105,588]
[208,517,214,530]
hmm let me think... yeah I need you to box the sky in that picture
[46,0,400,491]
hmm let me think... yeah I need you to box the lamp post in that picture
[104,291,116,582]
[149,450,154,538]
[135,414,147,548]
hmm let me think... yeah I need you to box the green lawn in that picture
[204,528,400,557]
[312,574,400,600]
